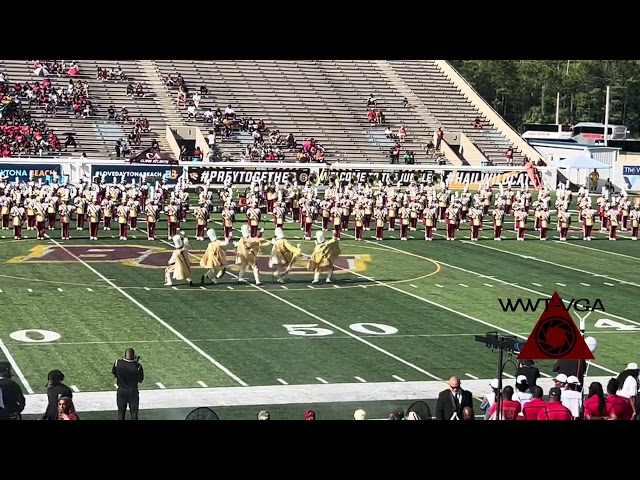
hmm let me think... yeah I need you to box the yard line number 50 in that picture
[283,323,398,337]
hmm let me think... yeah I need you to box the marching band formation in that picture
[0,172,638,287]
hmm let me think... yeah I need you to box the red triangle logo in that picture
[518,291,595,360]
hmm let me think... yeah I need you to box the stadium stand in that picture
[153,60,443,164]
[387,60,528,166]
[0,60,174,159]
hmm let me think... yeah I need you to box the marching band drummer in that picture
[269,227,301,284]
[199,229,229,286]
[307,231,341,284]
[165,234,193,287]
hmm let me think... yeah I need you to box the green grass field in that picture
[0,201,637,419]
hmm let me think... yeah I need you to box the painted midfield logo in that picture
[7,245,370,275]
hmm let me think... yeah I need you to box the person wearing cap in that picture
[553,373,568,390]
[537,388,573,420]
[552,358,587,391]
[304,409,316,420]
[513,375,533,407]
[257,410,270,420]
[616,363,639,420]
[515,359,540,388]
[0,365,26,420]
[522,386,547,420]
[488,385,521,420]
[480,379,500,420]
[606,378,634,420]
[561,376,582,418]
[354,409,366,420]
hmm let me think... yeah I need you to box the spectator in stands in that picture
[200,85,208,95]
[252,129,263,146]
[193,146,203,162]
[398,124,407,142]
[64,133,77,151]
[151,139,160,151]
[402,97,409,108]
[275,146,285,161]
[192,92,201,109]
[435,127,444,150]
[178,87,186,108]
[286,133,296,150]
[179,145,189,161]
[473,116,482,129]
[269,130,282,145]
[115,140,122,157]
[403,150,415,164]
[367,109,377,123]
[164,74,175,87]
[126,82,134,96]
[107,105,116,121]
[505,147,514,166]
[120,107,130,123]
[203,108,214,124]
[376,109,385,124]
[385,127,398,140]
[207,130,216,149]
[389,144,400,164]
[187,102,197,120]
[176,73,186,91]
[134,83,145,98]
[257,119,266,132]
[224,105,235,119]
[425,140,435,154]
[121,139,131,156]
[367,94,377,108]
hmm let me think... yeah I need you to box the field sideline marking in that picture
[43,235,248,387]
[341,233,619,375]
[21,376,614,415]
[0,338,34,394]
[160,235,443,382]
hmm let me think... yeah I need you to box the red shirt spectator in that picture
[537,388,573,420]
[521,386,547,420]
[488,386,522,420]
[584,382,613,420]
[605,378,633,420]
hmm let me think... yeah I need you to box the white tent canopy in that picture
[555,155,610,170]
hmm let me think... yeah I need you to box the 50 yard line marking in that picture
[164,234,443,382]
[44,235,248,387]
[341,232,619,375]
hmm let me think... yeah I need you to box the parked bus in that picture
[521,123,573,140]
[570,122,628,143]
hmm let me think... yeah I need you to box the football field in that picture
[0,211,637,419]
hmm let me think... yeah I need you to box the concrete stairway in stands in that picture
[137,60,186,128]
[152,60,443,164]
[387,60,526,165]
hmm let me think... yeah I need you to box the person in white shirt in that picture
[224,105,235,118]
[207,131,216,149]
[561,375,582,418]
[187,103,196,119]
[513,375,533,407]
[479,378,499,420]
[616,362,639,419]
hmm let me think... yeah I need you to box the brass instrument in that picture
[432,173,441,184]
[367,174,377,186]
[287,173,295,183]
[309,173,318,184]
[389,173,398,184]
[413,172,421,183]
[350,175,358,186]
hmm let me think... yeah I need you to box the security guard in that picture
[111,348,144,420]
[0,365,26,420]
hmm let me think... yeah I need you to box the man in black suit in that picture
[435,376,474,420]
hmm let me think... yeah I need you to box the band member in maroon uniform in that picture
[247,203,260,238]
[423,202,436,241]
[26,195,36,230]
[165,201,179,238]
[74,196,85,230]
[631,204,640,240]
[363,198,373,231]
[87,200,101,241]
[387,199,397,231]
[608,205,619,240]
[341,200,351,231]
[273,202,285,231]
[303,201,313,240]
[539,206,550,241]
[320,199,331,231]
[291,189,300,222]
[446,205,457,240]
[409,200,420,231]
[35,199,47,240]
[557,205,570,241]
[493,205,504,241]
[139,180,148,210]
[515,206,527,241]
[117,202,129,241]
[1,194,10,229]
[581,204,595,241]
[374,206,386,241]
[266,183,276,214]
[194,202,208,240]
[437,190,447,221]
[399,203,410,241]
[46,196,58,230]
[353,203,364,241]
[221,204,234,240]
[59,201,72,240]
[128,200,139,230]
[331,202,342,239]
[469,204,482,241]
[10,204,23,240]
[146,202,158,240]
[101,199,113,230]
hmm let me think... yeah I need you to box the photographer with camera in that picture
[111,348,144,420]
[0,365,26,420]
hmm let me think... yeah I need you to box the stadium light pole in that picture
[555,92,560,125]
[604,86,610,146]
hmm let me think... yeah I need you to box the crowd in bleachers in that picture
[0,72,64,157]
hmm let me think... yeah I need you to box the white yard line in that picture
[341,233,620,375]
[465,373,479,380]
[0,338,34,394]
[165,232,443,382]
[21,376,614,415]
[197,381,208,388]
[44,234,248,387]
[392,375,405,382]
[354,376,367,383]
